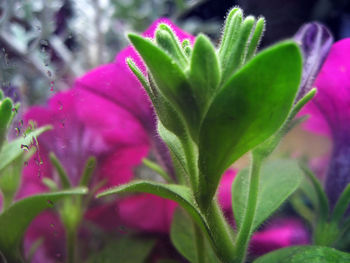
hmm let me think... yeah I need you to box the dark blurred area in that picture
[185,0,350,44]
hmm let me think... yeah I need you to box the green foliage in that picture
[0,98,14,150]
[171,208,220,263]
[189,34,221,115]
[87,236,156,263]
[128,33,200,140]
[97,180,207,233]
[0,155,23,210]
[254,246,350,263]
[0,187,87,262]
[198,42,302,205]
[126,6,304,262]
[233,159,303,231]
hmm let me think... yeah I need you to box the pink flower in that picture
[302,38,350,206]
[250,218,309,256]
[16,18,193,262]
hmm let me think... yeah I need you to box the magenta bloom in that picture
[250,218,309,256]
[302,38,350,206]
[16,18,193,262]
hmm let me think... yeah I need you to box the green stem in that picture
[234,152,263,263]
[194,222,205,263]
[205,200,235,263]
[66,227,77,263]
[181,135,198,191]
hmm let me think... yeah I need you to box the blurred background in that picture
[0,0,349,161]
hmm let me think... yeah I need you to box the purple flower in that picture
[294,22,333,101]
[302,38,350,206]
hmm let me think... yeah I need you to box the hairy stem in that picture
[234,152,262,263]
[205,200,235,263]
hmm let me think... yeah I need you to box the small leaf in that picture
[79,156,97,186]
[331,184,350,223]
[96,181,217,249]
[220,15,255,84]
[0,155,23,210]
[87,236,156,263]
[128,33,200,140]
[171,207,220,263]
[143,158,173,183]
[97,180,207,229]
[254,246,350,263]
[300,162,329,221]
[171,208,197,262]
[0,98,14,150]
[198,41,302,204]
[49,152,71,189]
[189,34,221,114]
[155,24,188,68]
[233,159,303,230]
[245,17,265,61]
[0,126,51,172]
[0,187,87,262]
[157,122,190,184]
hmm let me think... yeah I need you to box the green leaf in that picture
[0,98,14,150]
[220,15,255,84]
[198,41,302,204]
[171,208,197,262]
[254,246,350,263]
[128,58,187,140]
[0,154,23,210]
[87,236,156,263]
[96,181,221,252]
[49,152,71,189]
[0,126,51,172]
[157,122,189,183]
[189,34,221,114]
[0,187,87,262]
[143,158,173,183]
[233,159,303,230]
[79,156,97,186]
[155,24,188,68]
[171,207,220,263]
[331,184,350,223]
[300,162,329,221]
[97,180,207,229]
[128,33,200,140]
[245,17,265,61]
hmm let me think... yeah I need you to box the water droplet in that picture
[50,81,54,92]
[15,127,20,136]
[47,200,54,206]
[40,39,48,46]
[118,225,128,234]
[21,144,29,151]
[19,120,23,127]
[58,101,63,110]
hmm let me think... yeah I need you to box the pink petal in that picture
[302,38,350,137]
[250,218,309,256]
[218,169,237,211]
[117,194,177,233]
